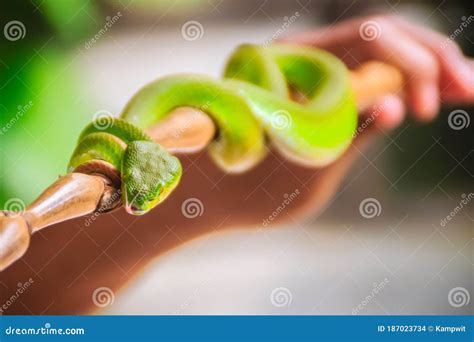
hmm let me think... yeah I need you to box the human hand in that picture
[282,15,474,125]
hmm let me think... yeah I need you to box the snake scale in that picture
[68,44,357,215]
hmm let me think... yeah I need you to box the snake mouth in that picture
[123,189,149,215]
[125,204,147,216]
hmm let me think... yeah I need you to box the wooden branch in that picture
[0,61,403,271]
[349,61,404,111]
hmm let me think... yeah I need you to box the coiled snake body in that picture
[69,44,357,215]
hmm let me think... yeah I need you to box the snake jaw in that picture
[123,190,140,215]
[122,176,153,216]
[124,202,147,216]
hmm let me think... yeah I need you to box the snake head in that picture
[121,141,182,215]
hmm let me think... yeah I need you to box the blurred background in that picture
[0,0,472,315]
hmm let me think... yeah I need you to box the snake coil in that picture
[69,44,357,215]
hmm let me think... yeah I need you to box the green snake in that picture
[68,44,357,215]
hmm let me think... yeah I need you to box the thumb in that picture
[356,95,406,138]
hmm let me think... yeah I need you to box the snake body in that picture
[69,44,357,215]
